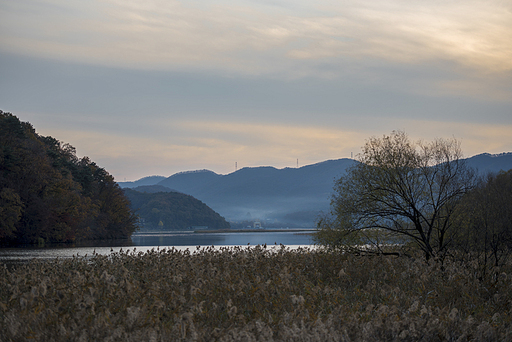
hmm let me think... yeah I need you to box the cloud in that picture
[2,0,510,107]
[407,121,512,158]
[36,117,512,181]
[1,0,510,181]
[2,0,511,77]
[40,120,364,180]
[177,120,363,162]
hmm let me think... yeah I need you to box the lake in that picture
[0,230,316,265]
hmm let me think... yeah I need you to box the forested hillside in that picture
[123,189,230,231]
[0,111,137,245]
[120,160,356,227]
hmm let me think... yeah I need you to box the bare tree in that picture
[316,131,477,260]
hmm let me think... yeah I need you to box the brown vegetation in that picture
[1,246,511,341]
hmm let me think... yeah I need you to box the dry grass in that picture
[1,245,511,341]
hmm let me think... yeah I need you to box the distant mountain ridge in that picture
[121,159,356,226]
[118,153,512,227]
[465,152,512,175]
[120,175,167,188]
[132,185,178,193]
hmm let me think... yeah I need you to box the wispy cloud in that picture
[1,0,511,180]
[40,120,364,180]
[2,0,510,76]
[36,118,511,181]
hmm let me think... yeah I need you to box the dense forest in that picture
[0,111,137,245]
[123,189,230,230]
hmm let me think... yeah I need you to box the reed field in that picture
[1,245,511,341]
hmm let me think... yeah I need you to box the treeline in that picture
[454,170,512,270]
[0,111,137,245]
[123,189,230,230]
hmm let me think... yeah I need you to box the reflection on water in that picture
[132,231,314,247]
[0,230,315,265]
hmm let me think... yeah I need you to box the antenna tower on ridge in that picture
[235,162,237,171]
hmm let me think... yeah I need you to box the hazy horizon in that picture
[1,0,511,181]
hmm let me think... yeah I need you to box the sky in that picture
[1,0,511,181]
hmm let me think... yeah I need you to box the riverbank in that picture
[196,228,315,234]
[1,246,509,341]
[133,228,316,234]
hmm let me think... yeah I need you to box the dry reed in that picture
[1,245,511,341]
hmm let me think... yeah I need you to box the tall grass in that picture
[1,245,511,341]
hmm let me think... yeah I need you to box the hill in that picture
[465,152,512,174]
[118,175,167,188]
[123,189,230,231]
[0,111,137,245]
[121,159,356,227]
[132,185,177,193]
[119,153,512,227]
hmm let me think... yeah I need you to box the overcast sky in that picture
[1,0,511,181]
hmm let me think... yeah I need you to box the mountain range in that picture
[118,153,512,227]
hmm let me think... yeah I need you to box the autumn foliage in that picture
[0,111,137,245]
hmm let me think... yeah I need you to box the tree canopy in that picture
[453,170,512,269]
[0,111,137,245]
[315,131,477,260]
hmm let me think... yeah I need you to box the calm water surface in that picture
[0,230,315,264]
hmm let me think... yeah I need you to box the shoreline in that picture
[195,228,316,233]
[134,229,316,234]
